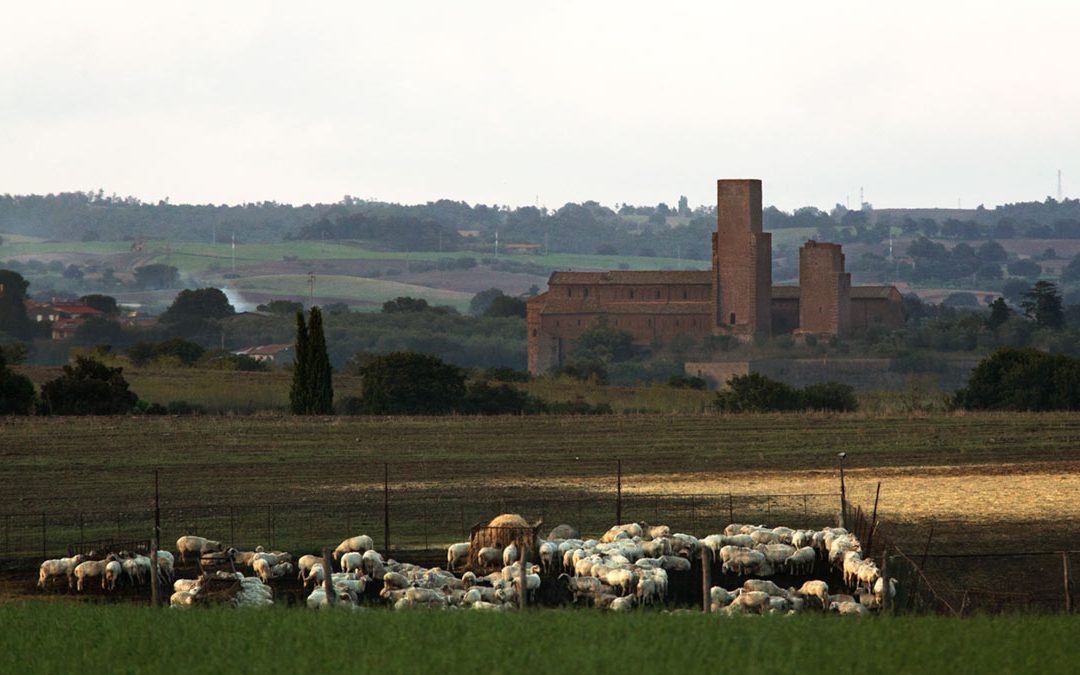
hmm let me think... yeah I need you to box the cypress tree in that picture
[306,306,334,414]
[289,311,310,414]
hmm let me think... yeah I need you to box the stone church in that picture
[527,179,903,374]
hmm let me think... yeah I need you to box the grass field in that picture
[229,274,474,311]
[0,604,1076,673]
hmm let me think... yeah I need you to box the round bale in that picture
[488,514,529,529]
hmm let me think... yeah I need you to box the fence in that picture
[0,490,842,566]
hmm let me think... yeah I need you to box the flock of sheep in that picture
[36,516,897,615]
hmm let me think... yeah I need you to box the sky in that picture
[2,1,1078,212]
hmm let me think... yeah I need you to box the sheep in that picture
[476,547,502,570]
[361,549,384,576]
[856,560,881,590]
[382,571,411,591]
[303,563,326,589]
[742,579,789,598]
[446,542,470,572]
[339,551,365,575]
[38,555,85,590]
[731,590,770,614]
[252,558,273,584]
[722,549,766,576]
[74,559,111,592]
[723,534,755,548]
[170,590,196,607]
[296,554,321,581]
[785,547,817,576]
[503,542,519,567]
[791,530,813,550]
[873,577,897,606]
[636,577,660,606]
[175,536,224,564]
[709,585,736,612]
[538,541,558,575]
[797,580,830,610]
[842,551,864,587]
[103,559,123,590]
[758,544,797,572]
[155,551,175,583]
[121,555,151,586]
[561,573,601,604]
[833,600,871,617]
[605,568,637,597]
[609,595,637,611]
[174,578,199,593]
[646,525,671,539]
[750,530,779,545]
[670,533,700,558]
[658,555,692,573]
[333,535,375,561]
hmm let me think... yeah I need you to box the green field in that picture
[0,604,1076,673]
[230,274,474,310]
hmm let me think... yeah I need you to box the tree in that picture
[73,316,125,347]
[1006,259,1042,279]
[469,288,505,316]
[289,307,333,415]
[382,297,430,313]
[573,318,635,363]
[976,240,1008,263]
[160,288,235,324]
[358,352,466,415]
[955,348,1080,411]
[987,297,1012,330]
[127,338,205,367]
[802,382,858,412]
[257,299,304,315]
[79,294,119,316]
[0,353,35,414]
[484,294,527,318]
[289,312,310,414]
[0,269,33,339]
[1021,281,1064,329]
[306,307,334,414]
[1062,254,1080,284]
[39,356,138,415]
[714,373,802,412]
[133,264,180,290]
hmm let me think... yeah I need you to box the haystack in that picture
[488,513,529,528]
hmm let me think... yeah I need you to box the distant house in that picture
[25,301,105,340]
[232,343,293,365]
[457,229,481,238]
[504,243,542,255]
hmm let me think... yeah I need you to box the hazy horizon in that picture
[3,1,1077,212]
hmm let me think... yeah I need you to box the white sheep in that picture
[476,546,502,570]
[38,554,85,590]
[170,590,196,607]
[340,551,364,575]
[709,585,736,611]
[446,542,470,572]
[785,547,816,576]
[252,558,273,584]
[74,559,110,592]
[103,560,123,590]
[175,535,224,564]
[502,542,519,567]
[833,600,871,616]
[361,549,384,576]
[605,568,637,597]
[797,580,830,610]
[155,551,175,583]
[874,577,897,606]
[742,579,788,598]
[538,541,558,575]
[333,535,374,561]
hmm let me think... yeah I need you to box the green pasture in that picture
[0,604,1076,674]
[229,274,474,310]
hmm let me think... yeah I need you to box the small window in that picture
[682,291,687,299]
[555,320,560,327]
[675,319,680,327]
[584,288,589,298]
[729,312,736,325]
[629,290,634,299]
[655,290,661,299]
[648,318,653,326]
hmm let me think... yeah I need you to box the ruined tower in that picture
[712,179,771,339]
[797,240,851,337]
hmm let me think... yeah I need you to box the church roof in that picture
[548,270,711,285]
[535,298,712,315]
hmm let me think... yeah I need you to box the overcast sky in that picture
[2,1,1078,212]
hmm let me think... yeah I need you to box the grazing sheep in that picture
[502,542,519,567]
[333,535,374,561]
[873,577,897,606]
[709,586,736,612]
[340,551,364,575]
[658,555,692,573]
[103,559,123,590]
[38,555,85,590]
[646,525,671,539]
[731,590,770,614]
[476,547,502,570]
[785,547,817,576]
[538,541,558,575]
[742,579,788,598]
[170,590,196,607]
[155,551,175,583]
[609,595,637,611]
[605,568,637,597]
[833,600,871,617]
[296,554,321,581]
[74,559,111,592]
[252,558,272,584]
[175,536,224,564]
[797,580,830,610]
[361,550,384,576]
[561,573,601,604]
[446,542,470,572]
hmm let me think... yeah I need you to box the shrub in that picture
[954,347,1080,411]
[482,367,531,383]
[714,373,802,412]
[39,356,138,415]
[358,352,466,415]
[167,400,204,415]
[541,397,613,415]
[556,360,608,384]
[667,374,707,390]
[459,381,541,415]
[802,382,858,412]
[0,354,36,414]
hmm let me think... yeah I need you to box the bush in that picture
[39,356,138,415]
[540,397,613,415]
[358,352,466,415]
[954,347,1080,411]
[482,367,531,383]
[459,381,541,415]
[556,360,608,384]
[802,382,858,412]
[0,355,36,414]
[166,400,204,415]
[714,373,803,412]
[667,374,707,390]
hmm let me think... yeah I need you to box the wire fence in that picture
[0,491,843,565]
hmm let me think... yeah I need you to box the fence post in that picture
[1064,552,1073,613]
[616,459,622,525]
[701,547,711,613]
[150,538,159,608]
[920,526,935,571]
[881,548,892,613]
[323,547,335,607]
[41,513,46,559]
[383,463,390,555]
[867,482,881,555]
[154,469,161,549]
[728,494,733,525]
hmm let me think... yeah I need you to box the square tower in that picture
[797,240,851,337]
[712,179,771,338]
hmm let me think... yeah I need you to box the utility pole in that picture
[308,272,315,307]
[231,234,236,273]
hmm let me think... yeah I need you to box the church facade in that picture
[527,179,903,374]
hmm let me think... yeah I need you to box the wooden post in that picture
[323,547,335,607]
[728,493,734,525]
[866,482,881,552]
[519,546,528,610]
[701,547,711,613]
[154,469,161,549]
[880,548,891,613]
[383,463,390,555]
[150,538,159,608]
[920,526,935,571]
[616,459,624,525]
[838,456,847,528]
[1064,552,1072,613]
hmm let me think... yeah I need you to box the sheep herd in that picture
[35,517,897,616]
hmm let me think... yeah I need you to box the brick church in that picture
[527,179,903,374]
